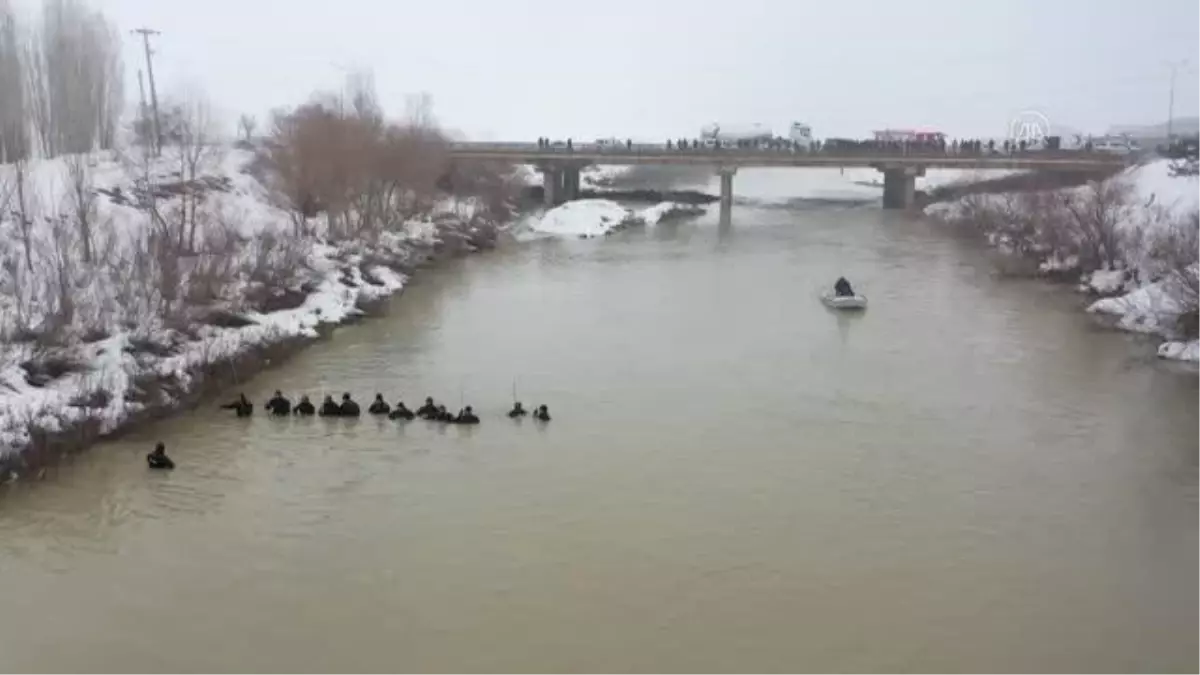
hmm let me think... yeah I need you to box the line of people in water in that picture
[150,395,552,470]
[219,391,551,424]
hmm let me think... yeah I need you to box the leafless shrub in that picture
[1148,210,1200,337]
[239,227,312,311]
[62,152,96,262]
[261,75,508,244]
[1057,177,1135,273]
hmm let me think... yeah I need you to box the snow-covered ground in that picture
[523,199,704,238]
[926,158,1200,363]
[0,146,502,463]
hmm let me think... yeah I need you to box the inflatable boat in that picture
[821,292,868,310]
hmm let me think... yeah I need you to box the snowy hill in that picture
[0,145,505,470]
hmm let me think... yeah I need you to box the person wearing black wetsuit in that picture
[294,395,316,416]
[508,402,527,418]
[416,397,439,419]
[147,442,175,470]
[265,390,291,416]
[319,395,342,416]
[367,394,390,415]
[339,393,361,417]
[220,393,253,417]
[534,404,551,422]
[436,405,454,422]
[834,277,854,297]
[455,406,480,424]
[388,401,415,420]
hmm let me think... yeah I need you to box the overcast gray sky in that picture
[81,0,1200,140]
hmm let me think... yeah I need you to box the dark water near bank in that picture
[0,186,1195,672]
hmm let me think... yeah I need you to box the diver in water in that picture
[454,406,480,424]
[388,401,415,420]
[416,397,439,419]
[834,277,854,297]
[436,405,455,423]
[293,395,316,416]
[147,442,175,470]
[220,393,253,417]
[367,394,391,415]
[533,404,551,422]
[507,402,528,418]
[319,395,342,416]
[338,393,361,417]
[265,390,291,416]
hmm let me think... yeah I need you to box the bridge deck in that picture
[448,144,1129,171]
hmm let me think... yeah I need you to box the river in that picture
[1,172,1196,672]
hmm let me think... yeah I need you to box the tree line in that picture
[0,0,123,163]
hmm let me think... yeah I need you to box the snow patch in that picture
[530,199,633,238]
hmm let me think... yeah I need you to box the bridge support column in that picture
[541,167,562,207]
[562,165,581,202]
[718,167,736,224]
[881,166,920,210]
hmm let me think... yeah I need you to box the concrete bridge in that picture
[448,142,1129,211]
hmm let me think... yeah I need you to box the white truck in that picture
[788,122,814,150]
[700,122,774,147]
[699,122,813,149]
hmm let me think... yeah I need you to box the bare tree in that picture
[63,152,96,263]
[238,113,256,142]
[40,210,77,334]
[1059,177,1135,272]
[13,157,34,273]
[0,0,30,163]
[25,0,124,157]
[173,89,219,251]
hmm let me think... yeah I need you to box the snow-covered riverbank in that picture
[0,146,507,474]
[925,158,1199,362]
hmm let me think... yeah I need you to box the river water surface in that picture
[1,175,1196,672]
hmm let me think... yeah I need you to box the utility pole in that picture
[136,69,148,145]
[1165,59,1190,141]
[132,28,162,155]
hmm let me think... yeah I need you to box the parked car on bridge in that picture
[1093,137,1138,155]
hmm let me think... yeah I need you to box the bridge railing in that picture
[448,142,1128,163]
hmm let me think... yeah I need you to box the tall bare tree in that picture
[26,0,124,157]
[0,0,30,163]
[173,90,219,251]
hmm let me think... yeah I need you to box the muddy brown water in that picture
[0,204,1195,672]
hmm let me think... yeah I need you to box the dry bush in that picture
[238,227,312,312]
[1057,177,1135,273]
[1148,210,1200,336]
[62,152,96,262]
[260,74,509,243]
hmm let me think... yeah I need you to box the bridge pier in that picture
[718,166,736,224]
[562,165,581,202]
[880,166,923,210]
[539,163,583,206]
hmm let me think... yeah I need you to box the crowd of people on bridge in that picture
[532,135,1093,156]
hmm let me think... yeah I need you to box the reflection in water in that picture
[0,203,1195,673]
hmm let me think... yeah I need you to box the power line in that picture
[131,27,162,155]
